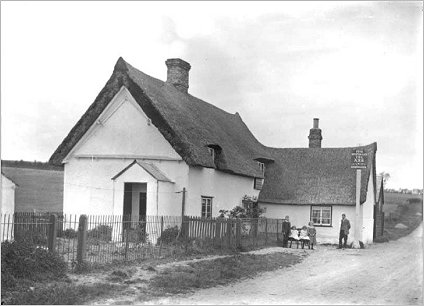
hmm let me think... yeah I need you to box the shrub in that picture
[408,198,423,204]
[157,226,179,245]
[14,228,48,246]
[126,227,149,243]
[87,225,112,242]
[62,228,78,239]
[1,240,67,289]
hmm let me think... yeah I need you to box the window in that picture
[201,196,213,218]
[257,162,265,174]
[254,178,264,190]
[310,206,332,226]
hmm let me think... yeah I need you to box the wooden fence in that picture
[1,213,283,269]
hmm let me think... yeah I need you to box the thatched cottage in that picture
[50,57,382,244]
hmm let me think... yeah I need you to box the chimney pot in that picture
[165,58,191,93]
[308,118,323,148]
[313,118,319,129]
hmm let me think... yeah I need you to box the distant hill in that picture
[1,160,63,213]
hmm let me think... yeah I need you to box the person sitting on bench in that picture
[299,225,310,249]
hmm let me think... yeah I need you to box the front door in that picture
[139,192,147,220]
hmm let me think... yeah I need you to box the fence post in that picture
[48,214,58,252]
[265,218,268,246]
[227,220,232,248]
[215,218,221,241]
[77,215,88,265]
[276,219,279,243]
[124,229,129,260]
[236,219,241,248]
[159,216,164,257]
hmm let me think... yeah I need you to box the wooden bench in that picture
[288,228,310,249]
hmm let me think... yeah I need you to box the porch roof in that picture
[111,160,173,183]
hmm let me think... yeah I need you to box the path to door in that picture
[148,224,423,305]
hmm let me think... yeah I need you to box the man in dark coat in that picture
[338,213,351,248]
[281,215,291,247]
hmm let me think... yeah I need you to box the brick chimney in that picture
[308,118,323,148]
[165,58,191,93]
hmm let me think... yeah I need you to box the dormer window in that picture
[257,162,265,174]
[208,147,215,161]
[206,144,222,167]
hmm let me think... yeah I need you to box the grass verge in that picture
[147,252,303,296]
[380,201,423,241]
[4,281,125,305]
[2,249,304,304]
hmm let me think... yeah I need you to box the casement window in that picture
[310,206,332,226]
[201,196,213,218]
[254,178,264,190]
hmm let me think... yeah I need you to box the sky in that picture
[1,1,422,189]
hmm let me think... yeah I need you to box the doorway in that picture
[122,182,147,229]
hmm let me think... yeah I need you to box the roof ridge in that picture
[265,142,377,151]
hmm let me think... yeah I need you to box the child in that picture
[307,221,317,250]
[299,225,310,249]
[289,225,299,240]
[281,215,291,248]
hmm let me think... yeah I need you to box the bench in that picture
[288,228,310,249]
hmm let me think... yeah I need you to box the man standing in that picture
[339,213,351,249]
[281,215,291,248]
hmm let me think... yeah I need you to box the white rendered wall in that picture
[63,87,189,216]
[186,167,259,217]
[260,203,356,244]
[73,87,180,159]
[157,181,181,216]
[1,174,16,215]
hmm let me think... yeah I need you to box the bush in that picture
[408,198,423,204]
[1,240,67,289]
[126,227,149,243]
[87,225,112,242]
[157,226,179,245]
[14,228,48,246]
[62,228,78,239]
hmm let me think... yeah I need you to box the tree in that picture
[218,195,264,219]
[379,172,391,187]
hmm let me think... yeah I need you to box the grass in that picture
[3,250,304,304]
[5,281,125,305]
[148,252,303,295]
[381,200,423,241]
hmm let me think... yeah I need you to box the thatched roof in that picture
[258,143,377,205]
[112,160,173,183]
[50,57,271,178]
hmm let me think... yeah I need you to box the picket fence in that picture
[1,213,284,269]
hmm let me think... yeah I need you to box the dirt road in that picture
[148,223,423,305]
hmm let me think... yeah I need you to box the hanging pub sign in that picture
[351,149,368,169]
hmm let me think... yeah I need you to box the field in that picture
[383,192,423,213]
[1,167,63,212]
